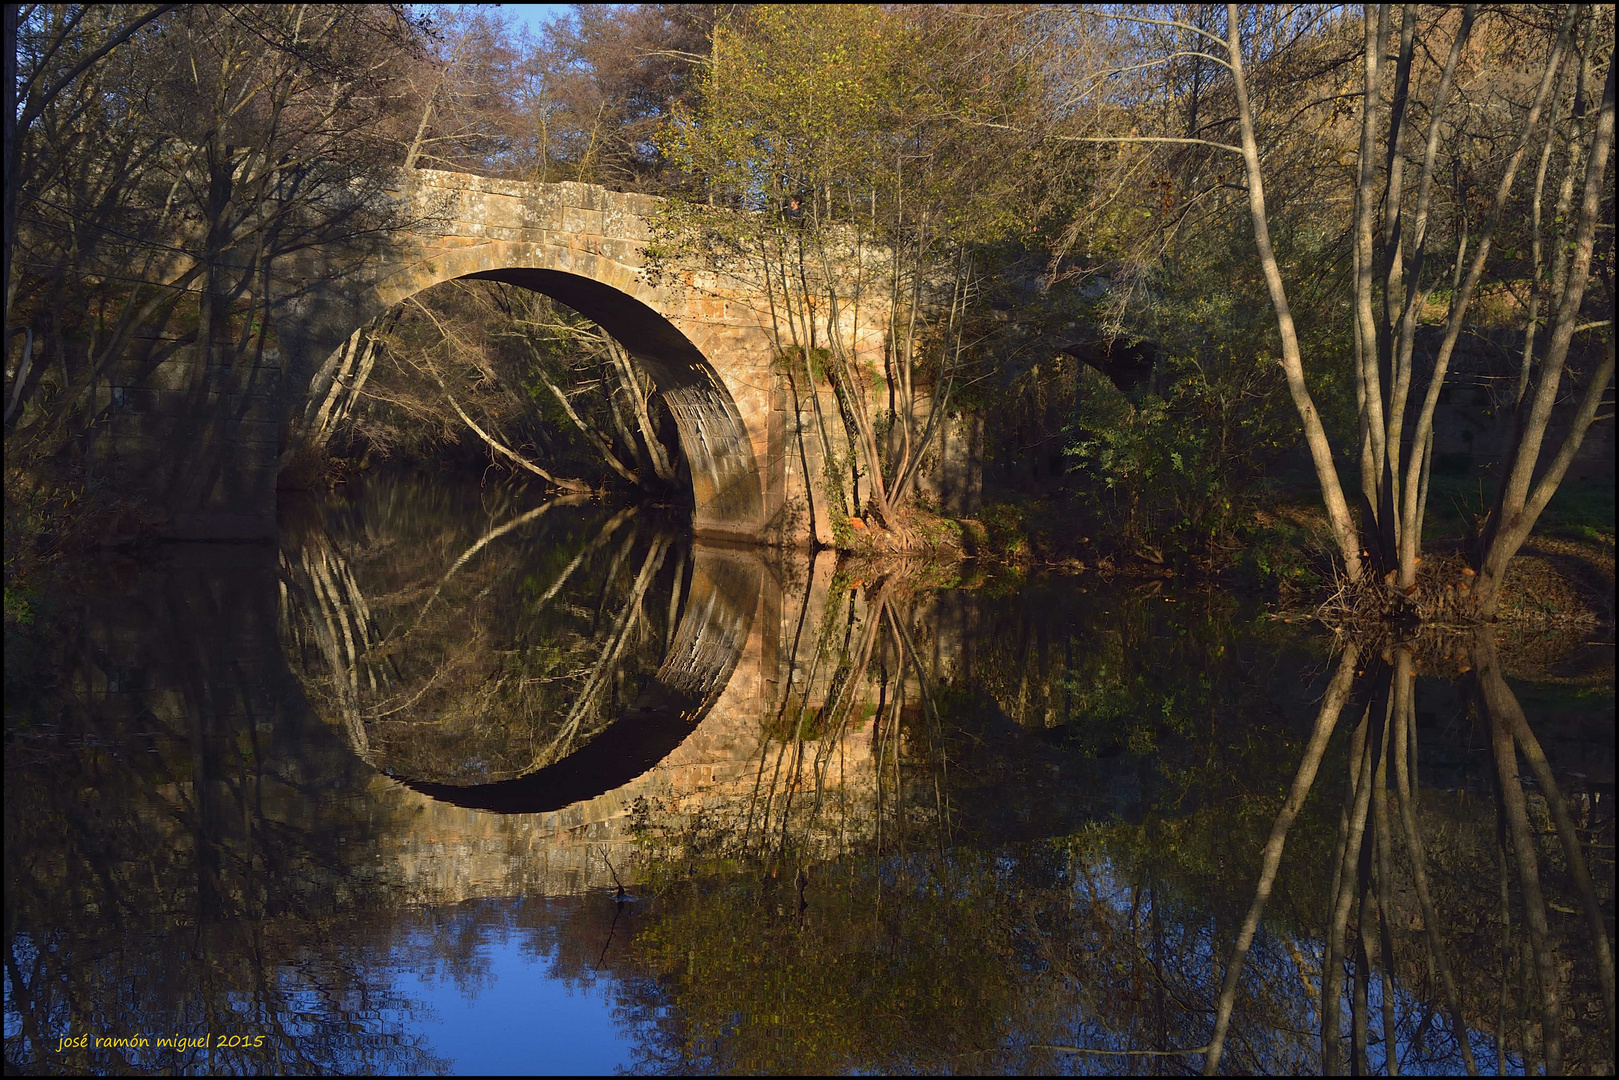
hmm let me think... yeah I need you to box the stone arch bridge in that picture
[103,169,896,545]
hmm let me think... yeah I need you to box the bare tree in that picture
[328,278,683,495]
[1038,5,1613,616]
[4,3,176,333]
[5,5,431,522]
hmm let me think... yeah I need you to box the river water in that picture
[4,471,1613,1075]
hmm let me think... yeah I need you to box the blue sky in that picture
[502,4,575,41]
[415,4,574,44]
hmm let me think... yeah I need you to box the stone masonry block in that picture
[596,237,644,265]
[142,358,202,392]
[620,215,652,243]
[562,206,605,237]
[620,192,659,218]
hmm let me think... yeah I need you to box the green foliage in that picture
[1417,473,1615,547]
[1062,222,1359,558]
[1063,366,1233,555]
[659,6,1044,242]
[977,502,1029,560]
[1524,477,1616,544]
[3,587,35,627]
[1044,76,1361,562]
[1062,668,1199,758]
[647,6,1103,526]
[1233,513,1328,595]
[661,6,897,207]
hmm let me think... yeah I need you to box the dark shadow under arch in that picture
[398,681,704,814]
[1058,336,1158,396]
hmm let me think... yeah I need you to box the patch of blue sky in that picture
[410,3,575,45]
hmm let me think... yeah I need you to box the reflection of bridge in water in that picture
[24,475,1611,1075]
[271,480,1165,903]
[270,487,996,901]
[279,551,901,900]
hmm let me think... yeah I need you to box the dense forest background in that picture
[3,3,1614,620]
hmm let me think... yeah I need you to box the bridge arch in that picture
[302,230,765,540]
[93,170,880,542]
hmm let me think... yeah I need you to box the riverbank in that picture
[825,493,1615,631]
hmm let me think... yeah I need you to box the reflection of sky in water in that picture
[0,881,1528,1077]
[392,934,631,1075]
[357,893,641,1080]
[3,908,640,1076]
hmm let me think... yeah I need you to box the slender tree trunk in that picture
[1202,645,1359,1075]
[1391,667,1478,1075]
[406,298,590,491]
[1485,679,1562,1075]
[1393,8,1567,590]
[605,338,676,483]
[1374,661,1400,1077]
[1325,699,1378,1076]
[1474,628,1616,1042]
[1475,48,1616,616]
[1227,5,1364,582]
[1353,5,1390,564]
[531,365,640,486]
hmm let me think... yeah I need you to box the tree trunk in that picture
[1226,5,1364,582]
[1474,49,1616,616]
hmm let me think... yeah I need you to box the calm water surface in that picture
[5,472,1613,1074]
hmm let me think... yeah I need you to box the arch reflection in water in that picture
[277,474,758,811]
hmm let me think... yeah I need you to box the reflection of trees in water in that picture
[1204,631,1613,1076]
[610,585,1613,1076]
[627,571,960,871]
[611,834,1330,1073]
[3,551,449,1075]
[8,503,1609,1075]
[609,583,1307,1071]
[279,473,690,785]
